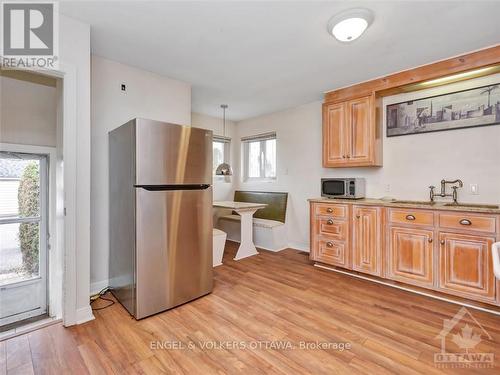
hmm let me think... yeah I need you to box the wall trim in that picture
[75,305,95,324]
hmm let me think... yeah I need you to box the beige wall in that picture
[235,73,500,251]
[90,56,191,292]
[0,76,57,147]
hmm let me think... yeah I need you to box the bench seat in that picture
[219,214,284,229]
[217,214,287,252]
[216,190,288,252]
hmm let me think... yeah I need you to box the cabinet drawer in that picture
[315,203,348,219]
[317,218,348,240]
[439,213,496,234]
[315,238,348,268]
[388,209,434,226]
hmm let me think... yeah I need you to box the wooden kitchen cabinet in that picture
[322,102,346,166]
[310,203,350,268]
[439,232,496,302]
[352,206,381,276]
[387,227,435,288]
[310,199,500,307]
[322,95,380,168]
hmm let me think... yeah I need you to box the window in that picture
[212,136,231,175]
[242,132,276,181]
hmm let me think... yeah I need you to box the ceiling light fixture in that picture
[327,8,374,42]
[215,104,233,176]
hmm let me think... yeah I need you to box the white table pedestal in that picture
[213,201,267,261]
[233,208,259,260]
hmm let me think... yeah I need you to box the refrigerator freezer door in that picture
[135,186,213,319]
[135,119,213,186]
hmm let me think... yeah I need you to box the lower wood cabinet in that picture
[310,203,349,268]
[387,227,434,288]
[309,200,500,307]
[439,232,496,302]
[352,206,381,276]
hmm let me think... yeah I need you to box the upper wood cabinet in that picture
[323,102,346,165]
[352,206,381,276]
[323,95,381,168]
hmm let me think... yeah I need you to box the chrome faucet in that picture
[429,179,463,203]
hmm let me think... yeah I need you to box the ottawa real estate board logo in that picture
[1,1,58,69]
[434,307,494,369]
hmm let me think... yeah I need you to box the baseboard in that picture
[90,279,109,296]
[225,238,285,252]
[288,242,310,252]
[315,263,500,316]
[75,305,95,324]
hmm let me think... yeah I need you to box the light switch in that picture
[470,184,479,195]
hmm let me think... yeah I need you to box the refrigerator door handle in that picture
[135,184,211,191]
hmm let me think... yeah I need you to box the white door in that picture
[0,152,48,326]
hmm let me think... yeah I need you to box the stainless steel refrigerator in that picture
[109,119,213,319]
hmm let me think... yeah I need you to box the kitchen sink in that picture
[391,200,435,206]
[443,203,499,209]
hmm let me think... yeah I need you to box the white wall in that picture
[235,74,500,251]
[0,76,57,147]
[191,112,236,201]
[90,56,191,292]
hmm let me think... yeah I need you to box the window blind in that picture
[241,132,276,143]
[213,135,231,143]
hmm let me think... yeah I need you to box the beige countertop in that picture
[308,197,500,214]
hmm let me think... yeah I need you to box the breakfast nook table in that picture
[213,201,267,260]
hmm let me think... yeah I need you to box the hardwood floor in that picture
[1,241,500,374]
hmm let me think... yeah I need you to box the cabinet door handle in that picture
[428,238,433,243]
[326,219,334,225]
[326,242,334,248]
[326,208,333,213]
[405,215,416,221]
[356,215,361,219]
[342,155,346,159]
[440,240,445,245]
[346,155,351,159]
[459,219,472,226]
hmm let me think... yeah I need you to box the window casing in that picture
[242,132,276,181]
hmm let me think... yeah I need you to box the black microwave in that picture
[321,178,365,199]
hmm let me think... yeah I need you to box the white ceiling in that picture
[60,1,500,121]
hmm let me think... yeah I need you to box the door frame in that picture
[0,61,84,326]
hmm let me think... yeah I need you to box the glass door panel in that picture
[0,153,47,326]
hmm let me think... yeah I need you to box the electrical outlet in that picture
[385,184,391,192]
[121,83,126,92]
[470,184,479,195]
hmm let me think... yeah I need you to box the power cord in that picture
[90,287,115,311]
